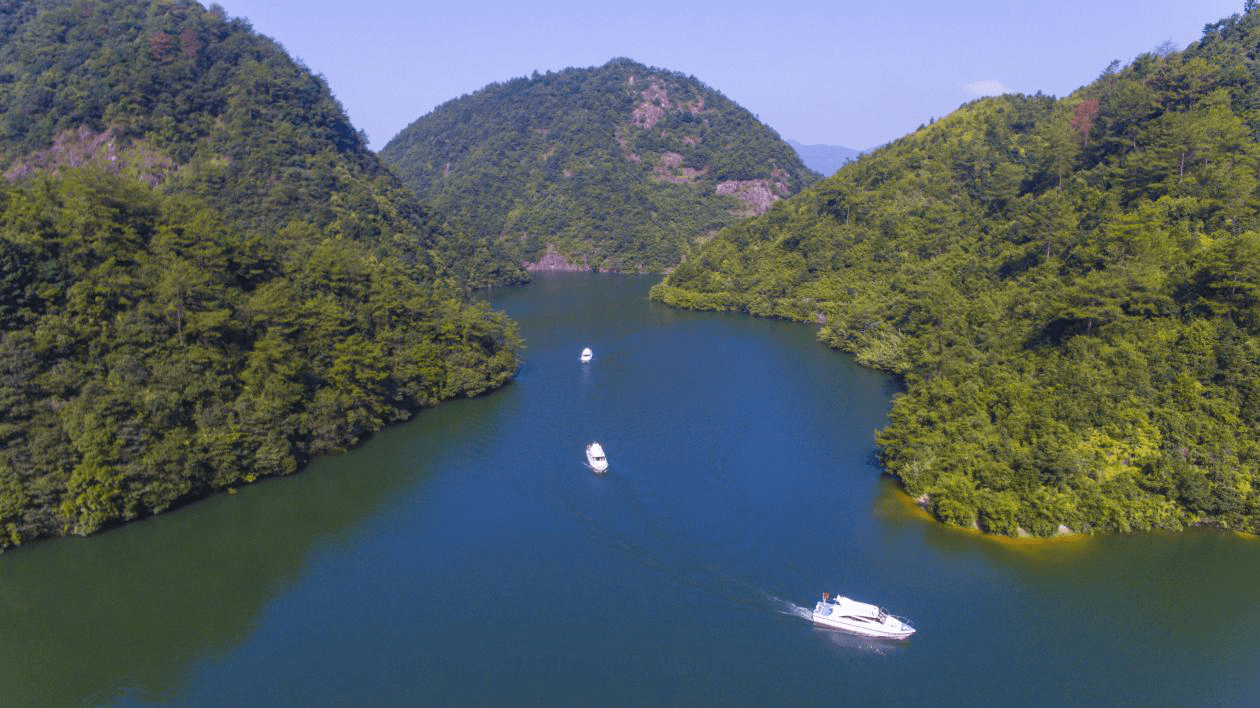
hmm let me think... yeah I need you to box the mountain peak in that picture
[382,61,818,272]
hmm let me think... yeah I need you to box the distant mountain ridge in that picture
[787,139,860,176]
[381,58,819,272]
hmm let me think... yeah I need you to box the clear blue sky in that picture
[213,0,1244,152]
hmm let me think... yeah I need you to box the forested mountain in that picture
[787,139,860,176]
[654,9,1260,536]
[381,59,819,272]
[0,0,521,550]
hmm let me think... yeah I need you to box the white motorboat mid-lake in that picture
[585,442,608,473]
[580,347,593,363]
[811,593,915,639]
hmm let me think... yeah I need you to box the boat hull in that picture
[810,612,914,639]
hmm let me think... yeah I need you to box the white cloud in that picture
[962,80,1010,96]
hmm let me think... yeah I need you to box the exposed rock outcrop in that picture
[5,126,177,185]
[524,247,592,272]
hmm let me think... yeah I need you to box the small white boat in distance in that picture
[811,593,915,639]
[585,442,608,473]
[580,347,593,363]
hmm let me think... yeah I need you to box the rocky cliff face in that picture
[5,126,175,186]
[622,72,795,215]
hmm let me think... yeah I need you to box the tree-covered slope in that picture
[0,0,525,286]
[0,0,521,550]
[654,9,1260,536]
[380,58,818,272]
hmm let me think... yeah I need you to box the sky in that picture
[212,0,1245,152]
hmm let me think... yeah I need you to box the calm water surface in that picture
[3,274,1259,706]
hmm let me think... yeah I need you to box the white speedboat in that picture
[585,442,608,473]
[811,593,915,639]
[580,347,593,363]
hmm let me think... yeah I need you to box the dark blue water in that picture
[2,274,1259,706]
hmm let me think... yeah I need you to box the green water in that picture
[2,274,1259,706]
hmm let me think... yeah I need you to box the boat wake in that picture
[546,457,907,656]
[766,594,813,622]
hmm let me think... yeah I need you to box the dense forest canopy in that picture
[0,0,525,287]
[654,8,1260,536]
[0,0,522,550]
[381,58,819,273]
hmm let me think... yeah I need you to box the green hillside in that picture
[380,58,818,272]
[654,9,1260,536]
[0,0,521,550]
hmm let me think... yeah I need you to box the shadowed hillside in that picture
[0,0,521,550]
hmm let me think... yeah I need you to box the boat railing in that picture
[891,615,914,629]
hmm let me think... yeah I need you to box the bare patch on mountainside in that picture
[628,77,710,132]
[653,151,708,184]
[715,178,789,215]
[615,127,642,163]
[524,246,592,272]
[5,126,175,185]
[631,79,671,129]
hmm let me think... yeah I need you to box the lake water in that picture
[3,273,1259,706]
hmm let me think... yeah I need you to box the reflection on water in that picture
[0,398,493,707]
[872,475,1096,557]
[811,626,910,656]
